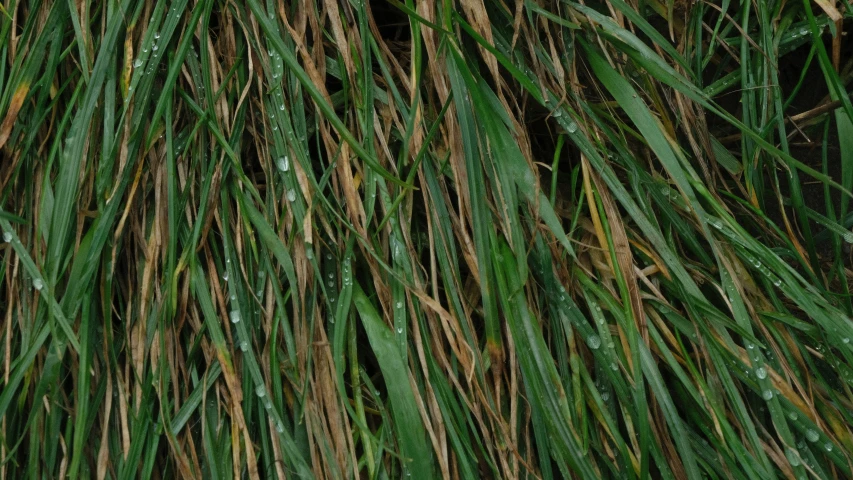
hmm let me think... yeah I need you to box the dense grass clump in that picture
[2,0,853,478]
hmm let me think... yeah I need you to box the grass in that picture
[1,0,853,478]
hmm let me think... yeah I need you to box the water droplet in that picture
[552,110,562,118]
[256,385,266,397]
[287,189,296,202]
[2,231,11,242]
[844,338,850,344]
[152,43,158,51]
[788,411,799,421]
[327,280,334,288]
[610,362,618,371]
[755,367,767,379]
[279,103,285,111]
[33,278,44,291]
[600,391,609,402]
[587,335,601,349]
[824,442,833,452]
[276,422,284,433]
[276,156,289,171]
[154,31,160,39]
[567,122,578,133]
[806,429,819,442]
[223,271,229,281]
[396,327,403,334]
[786,447,801,466]
[761,389,774,400]
[395,301,403,309]
[230,311,241,323]
[134,58,143,68]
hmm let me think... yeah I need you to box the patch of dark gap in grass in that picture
[240,135,266,192]
[242,108,277,183]
[371,1,412,44]
[766,32,850,262]
[784,26,853,253]
[409,174,433,270]
[364,1,414,100]
[698,30,851,277]
[305,123,331,184]
[529,96,580,217]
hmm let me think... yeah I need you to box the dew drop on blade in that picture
[786,448,800,466]
[587,335,601,349]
